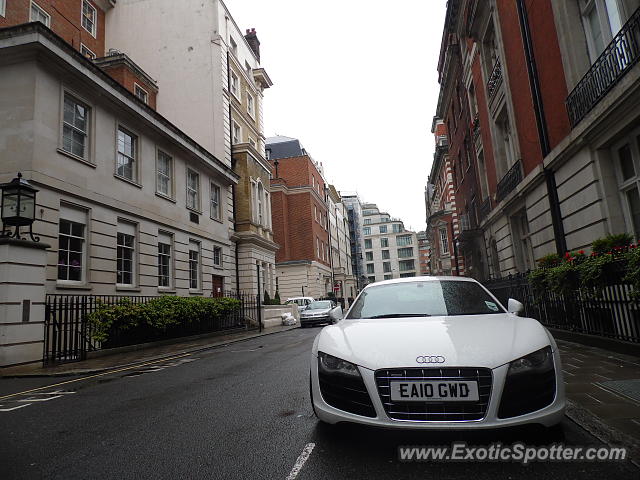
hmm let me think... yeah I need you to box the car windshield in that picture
[307,301,332,310]
[346,280,505,319]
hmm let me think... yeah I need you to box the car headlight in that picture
[318,352,360,377]
[507,346,553,376]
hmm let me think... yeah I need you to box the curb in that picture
[565,399,640,467]
[0,325,300,379]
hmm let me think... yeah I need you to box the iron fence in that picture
[43,291,260,365]
[483,271,640,343]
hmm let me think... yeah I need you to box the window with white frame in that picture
[363,227,371,235]
[580,0,624,61]
[213,246,222,267]
[189,241,201,290]
[229,37,237,56]
[380,238,389,248]
[364,239,372,249]
[230,72,240,98]
[134,84,148,104]
[158,232,172,288]
[62,94,90,159]
[247,92,255,117]
[0,0,6,17]
[232,122,241,144]
[116,127,137,181]
[615,134,640,241]
[392,223,403,233]
[363,218,371,225]
[257,182,264,225]
[317,237,321,259]
[57,209,86,283]
[156,150,172,197]
[439,228,449,254]
[382,249,390,260]
[117,222,136,286]
[379,225,387,234]
[186,169,200,211]
[210,182,221,221]
[80,44,96,60]
[81,0,97,37]
[30,2,50,26]
[365,251,373,261]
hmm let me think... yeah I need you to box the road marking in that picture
[0,352,192,401]
[0,404,31,411]
[286,443,315,480]
[18,395,62,402]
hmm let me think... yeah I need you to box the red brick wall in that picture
[270,155,330,266]
[100,64,158,109]
[0,1,106,57]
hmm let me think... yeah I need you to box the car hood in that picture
[302,308,331,316]
[316,314,552,370]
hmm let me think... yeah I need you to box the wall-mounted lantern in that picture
[0,173,40,242]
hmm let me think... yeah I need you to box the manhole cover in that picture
[597,379,640,404]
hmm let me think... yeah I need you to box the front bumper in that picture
[310,352,566,429]
[301,315,331,326]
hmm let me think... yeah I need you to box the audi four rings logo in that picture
[416,355,446,364]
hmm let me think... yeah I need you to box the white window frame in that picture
[81,0,97,37]
[30,2,50,27]
[613,131,640,241]
[188,241,201,291]
[210,182,221,221]
[247,92,255,118]
[232,121,241,144]
[116,125,138,183]
[80,43,96,60]
[156,149,173,199]
[0,0,6,17]
[213,246,222,267]
[580,0,625,61]
[134,83,149,104]
[116,221,137,287]
[229,36,238,56]
[61,93,91,161]
[439,228,449,255]
[230,72,240,100]
[158,231,173,289]
[186,168,200,212]
[57,211,88,285]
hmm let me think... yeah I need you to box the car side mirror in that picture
[507,298,524,316]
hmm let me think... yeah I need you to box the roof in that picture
[265,136,306,160]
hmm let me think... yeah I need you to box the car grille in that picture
[375,368,493,421]
[319,371,376,418]
[498,366,556,418]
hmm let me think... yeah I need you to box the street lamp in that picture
[0,172,40,242]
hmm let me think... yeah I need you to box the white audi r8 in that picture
[310,276,565,429]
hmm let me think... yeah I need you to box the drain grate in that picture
[597,379,640,404]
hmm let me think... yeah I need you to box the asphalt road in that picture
[1,328,637,479]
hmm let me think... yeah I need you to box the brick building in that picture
[267,136,333,299]
[430,0,640,279]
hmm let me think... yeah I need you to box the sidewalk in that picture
[0,324,299,377]
[557,338,640,462]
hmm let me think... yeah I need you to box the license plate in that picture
[390,381,479,402]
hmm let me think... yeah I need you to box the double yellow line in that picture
[0,352,192,401]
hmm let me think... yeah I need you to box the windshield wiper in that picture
[368,313,430,318]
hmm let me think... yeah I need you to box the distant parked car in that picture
[285,297,314,312]
[300,300,343,327]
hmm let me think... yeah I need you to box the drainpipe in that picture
[516,0,567,255]
[227,51,240,292]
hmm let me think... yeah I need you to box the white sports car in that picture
[310,276,565,429]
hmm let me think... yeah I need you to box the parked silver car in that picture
[300,300,343,327]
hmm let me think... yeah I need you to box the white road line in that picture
[286,443,315,480]
[32,391,75,395]
[0,404,31,412]
[17,395,62,402]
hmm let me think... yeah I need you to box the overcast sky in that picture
[228,0,447,231]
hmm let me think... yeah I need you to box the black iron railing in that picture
[472,113,481,141]
[566,6,640,127]
[43,292,259,365]
[486,58,503,102]
[495,159,522,202]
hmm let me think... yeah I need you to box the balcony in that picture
[486,58,503,103]
[495,159,523,203]
[566,7,640,127]
[472,113,480,141]
[479,197,492,219]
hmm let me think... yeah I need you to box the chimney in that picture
[244,28,260,62]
